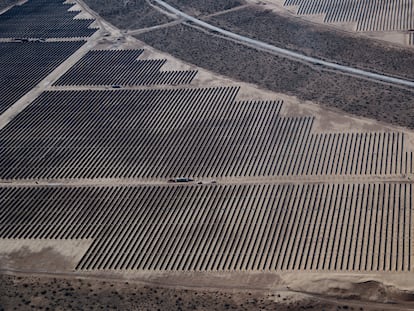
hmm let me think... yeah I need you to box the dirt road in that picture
[151,0,414,89]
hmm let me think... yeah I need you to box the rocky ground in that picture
[0,273,391,311]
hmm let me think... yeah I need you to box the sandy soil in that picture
[0,240,92,273]
[2,0,414,310]
[1,272,412,311]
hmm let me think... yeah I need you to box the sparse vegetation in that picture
[2,1,414,311]
[206,6,414,80]
[165,0,245,15]
[83,0,171,29]
[136,24,414,129]
[0,274,374,311]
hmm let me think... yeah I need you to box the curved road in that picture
[153,0,414,89]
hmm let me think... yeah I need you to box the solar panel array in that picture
[54,50,197,86]
[0,41,84,114]
[0,183,411,271]
[0,0,97,116]
[0,0,96,38]
[1,0,413,275]
[0,88,410,179]
[284,0,414,31]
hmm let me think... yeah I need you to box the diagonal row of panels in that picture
[0,183,411,271]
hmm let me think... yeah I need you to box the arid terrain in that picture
[136,23,414,128]
[1,0,414,310]
[2,273,392,311]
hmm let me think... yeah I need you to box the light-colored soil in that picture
[0,240,92,272]
[2,0,414,309]
[4,272,398,311]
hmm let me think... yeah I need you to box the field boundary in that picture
[149,0,414,89]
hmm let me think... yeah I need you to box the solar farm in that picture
[1,183,412,272]
[267,0,414,45]
[0,42,85,114]
[1,0,414,309]
[1,90,412,179]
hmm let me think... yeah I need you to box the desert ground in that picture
[1,0,414,310]
[2,273,397,311]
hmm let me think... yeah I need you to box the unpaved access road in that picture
[151,0,414,89]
